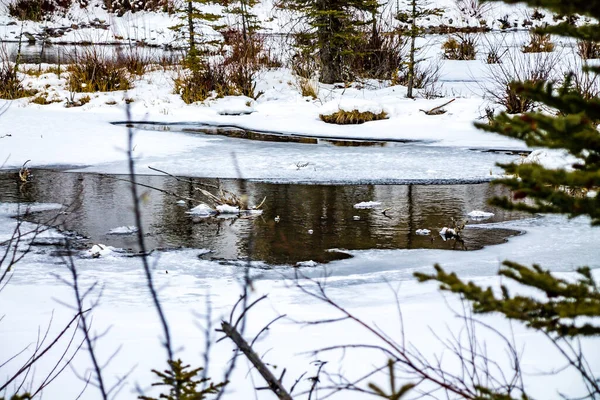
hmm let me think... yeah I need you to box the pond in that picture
[0,169,526,265]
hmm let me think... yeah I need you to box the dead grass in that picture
[29,92,61,105]
[522,32,554,53]
[577,40,600,60]
[0,62,36,99]
[320,109,388,125]
[67,49,132,92]
[7,0,71,21]
[442,35,477,60]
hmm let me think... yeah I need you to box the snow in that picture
[0,211,599,399]
[439,227,457,237]
[522,149,581,171]
[186,203,215,216]
[319,98,386,116]
[216,204,240,214]
[467,210,495,220]
[84,243,117,258]
[353,201,381,209]
[212,96,256,115]
[1,4,598,399]
[107,225,138,235]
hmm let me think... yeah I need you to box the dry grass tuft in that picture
[442,35,477,60]
[320,109,388,125]
[522,32,554,53]
[67,49,132,92]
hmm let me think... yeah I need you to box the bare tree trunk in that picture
[221,321,293,400]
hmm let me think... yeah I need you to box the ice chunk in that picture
[416,229,431,235]
[295,260,318,267]
[107,226,138,235]
[467,210,494,220]
[353,201,381,209]
[85,244,115,258]
[187,204,215,216]
[216,204,240,214]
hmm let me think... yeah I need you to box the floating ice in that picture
[467,210,495,220]
[416,229,431,235]
[107,226,138,235]
[439,227,457,237]
[187,204,215,216]
[295,260,318,267]
[354,201,381,209]
[85,244,115,258]
[216,204,240,214]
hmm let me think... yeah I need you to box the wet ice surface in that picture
[74,129,519,184]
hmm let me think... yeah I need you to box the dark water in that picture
[0,169,525,265]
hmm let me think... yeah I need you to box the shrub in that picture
[484,50,561,113]
[522,32,554,53]
[482,34,507,64]
[0,62,35,99]
[173,64,231,104]
[442,35,477,60]
[393,58,443,97]
[67,49,132,92]
[320,109,388,125]
[350,27,405,80]
[7,0,71,21]
[577,40,600,60]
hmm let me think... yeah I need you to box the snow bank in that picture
[320,98,385,116]
[522,149,580,171]
[212,96,256,115]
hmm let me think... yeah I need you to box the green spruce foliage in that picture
[416,0,600,398]
[139,359,226,400]
[283,0,379,84]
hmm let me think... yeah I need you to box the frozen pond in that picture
[0,170,525,264]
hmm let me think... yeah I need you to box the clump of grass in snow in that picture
[67,49,132,93]
[442,35,477,60]
[0,62,36,99]
[522,32,554,53]
[320,109,388,125]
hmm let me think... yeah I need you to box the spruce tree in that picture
[283,0,379,84]
[395,0,442,98]
[416,1,600,398]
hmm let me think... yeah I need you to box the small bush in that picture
[7,0,71,21]
[393,59,443,97]
[297,77,318,99]
[484,50,560,114]
[442,35,477,60]
[173,64,231,104]
[522,32,554,53]
[116,49,151,76]
[482,34,507,64]
[577,40,600,60]
[350,27,406,80]
[0,62,35,99]
[67,49,132,92]
[320,109,388,125]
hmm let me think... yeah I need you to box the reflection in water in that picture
[0,170,524,265]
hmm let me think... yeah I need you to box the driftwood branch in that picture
[220,321,293,400]
[419,99,455,115]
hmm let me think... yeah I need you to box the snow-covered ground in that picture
[0,204,599,399]
[1,2,598,398]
